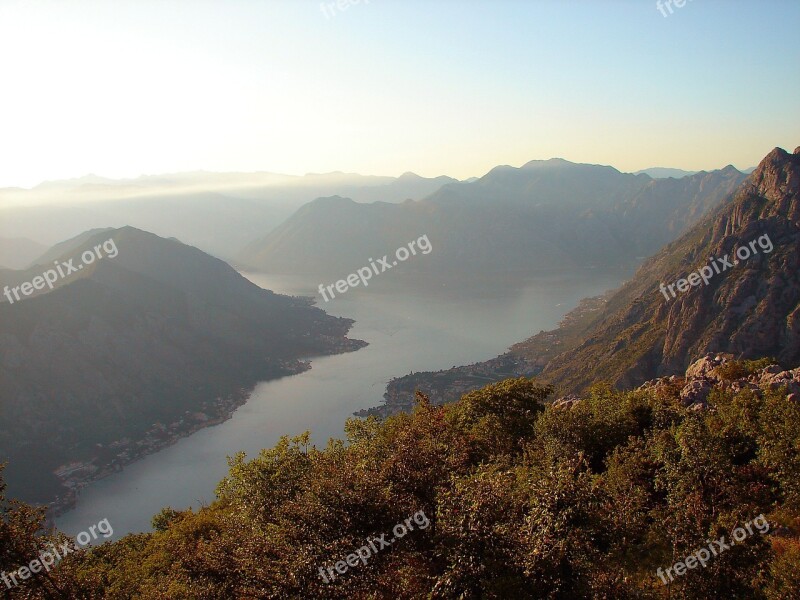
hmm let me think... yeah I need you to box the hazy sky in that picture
[0,0,798,188]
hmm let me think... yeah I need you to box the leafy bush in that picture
[715,357,777,381]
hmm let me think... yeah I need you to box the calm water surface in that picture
[56,269,626,539]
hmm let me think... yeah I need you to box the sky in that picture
[0,0,798,188]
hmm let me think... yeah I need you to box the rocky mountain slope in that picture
[539,146,800,393]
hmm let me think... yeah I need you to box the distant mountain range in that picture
[0,171,458,261]
[238,159,747,279]
[633,166,757,178]
[1,162,754,268]
[0,227,365,506]
[633,167,699,179]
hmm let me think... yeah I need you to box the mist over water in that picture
[56,269,625,539]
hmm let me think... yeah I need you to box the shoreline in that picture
[47,384,265,520]
[46,339,367,521]
[47,350,330,523]
[355,353,540,419]
[356,293,612,419]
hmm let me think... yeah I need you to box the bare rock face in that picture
[760,365,785,377]
[637,375,684,399]
[557,354,800,413]
[552,394,582,409]
[680,379,715,407]
[638,354,800,410]
[741,147,800,206]
[677,354,735,408]
[555,352,800,415]
[729,380,761,395]
[684,353,735,382]
[757,369,800,395]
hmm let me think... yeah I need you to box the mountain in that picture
[379,171,459,202]
[361,147,798,417]
[27,228,114,267]
[0,227,365,506]
[634,167,698,179]
[237,160,746,279]
[0,237,47,269]
[537,146,800,393]
[0,171,459,261]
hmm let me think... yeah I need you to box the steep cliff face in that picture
[540,147,800,393]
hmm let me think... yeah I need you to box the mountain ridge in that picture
[0,227,366,507]
[237,161,746,278]
[535,146,800,392]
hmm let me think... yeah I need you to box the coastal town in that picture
[49,388,252,517]
[49,359,312,518]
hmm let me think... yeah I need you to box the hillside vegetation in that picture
[4,360,800,599]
